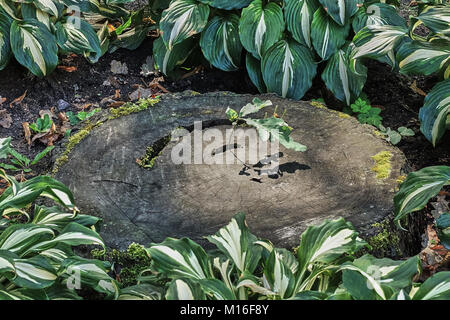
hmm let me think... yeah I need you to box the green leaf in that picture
[11,255,57,289]
[21,5,51,30]
[340,255,421,300]
[31,146,54,166]
[0,8,12,70]
[0,137,11,159]
[10,18,58,77]
[352,3,407,33]
[153,36,195,75]
[397,40,450,77]
[415,5,450,36]
[387,129,402,145]
[412,271,450,300]
[59,256,119,297]
[351,25,408,65]
[244,117,308,152]
[198,278,236,300]
[207,212,262,275]
[118,284,163,300]
[394,166,450,229]
[322,43,368,106]
[296,218,365,279]
[245,53,266,93]
[147,237,213,280]
[225,107,238,122]
[160,0,209,50]
[201,0,252,10]
[166,278,206,300]
[436,213,450,250]
[0,224,54,256]
[239,98,272,117]
[261,39,317,99]
[33,0,60,17]
[200,14,242,72]
[311,7,350,60]
[0,172,77,216]
[317,0,361,26]
[239,0,285,59]
[398,127,415,137]
[55,17,102,63]
[262,248,297,298]
[284,0,320,48]
[419,79,450,146]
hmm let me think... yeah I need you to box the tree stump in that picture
[52,92,408,251]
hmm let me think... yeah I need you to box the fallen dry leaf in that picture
[9,90,27,108]
[107,101,126,108]
[39,109,57,119]
[22,122,31,146]
[0,109,12,128]
[129,86,153,101]
[77,103,92,110]
[57,65,77,72]
[410,80,427,96]
[0,97,6,105]
[115,89,121,99]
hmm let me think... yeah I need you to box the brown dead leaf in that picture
[22,122,31,146]
[39,109,57,119]
[149,77,170,93]
[107,24,116,32]
[107,101,126,108]
[0,109,12,128]
[9,90,27,108]
[0,97,6,106]
[57,65,77,73]
[410,80,427,96]
[58,112,69,123]
[77,103,92,110]
[114,89,121,99]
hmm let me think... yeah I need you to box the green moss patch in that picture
[371,151,393,180]
[108,96,160,120]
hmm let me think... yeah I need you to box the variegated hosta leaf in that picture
[147,237,213,280]
[26,222,105,254]
[200,14,242,72]
[245,53,266,93]
[166,278,206,300]
[317,0,362,26]
[311,7,350,60]
[153,36,195,75]
[261,39,317,99]
[397,40,450,77]
[32,205,101,232]
[419,79,450,146]
[9,18,58,77]
[160,0,209,50]
[0,249,16,275]
[118,284,163,300]
[284,0,320,48]
[33,0,61,18]
[291,290,330,300]
[351,25,408,64]
[414,5,450,36]
[262,249,297,298]
[11,255,57,289]
[0,0,17,19]
[59,256,119,297]
[0,224,54,256]
[412,271,450,300]
[0,137,11,159]
[239,0,285,59]
[207,212,262,275]
[200,0,252,10]
[0,172,77,217]
[352,3,407,33]
[296,218,366,278]
[55,17,102,63]
[21,4,51,30]
[394,166,450,228]
[340,255,421,300]
[0,8,12,70]
[198,278,236,300]
[322,43,368,106]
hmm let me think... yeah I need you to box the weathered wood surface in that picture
[52,92,407,250]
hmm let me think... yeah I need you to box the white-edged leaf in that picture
[285,0,320,48]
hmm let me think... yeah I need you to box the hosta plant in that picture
[0,169,119,300]
[394,165,450,229]
[128,212,450,300]
[351,0,450,145]
[152,0,405,104]
[0,0,152,77]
